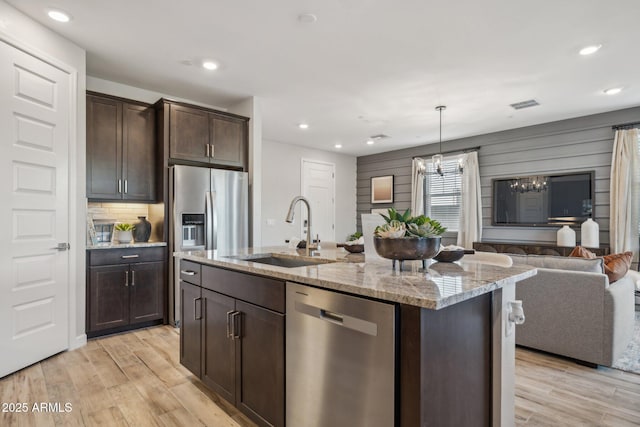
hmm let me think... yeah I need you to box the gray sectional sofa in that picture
[509,254,635,367]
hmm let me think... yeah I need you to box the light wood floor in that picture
[1,325,639,427]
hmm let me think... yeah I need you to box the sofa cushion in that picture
[510,253,604,273]
[602,252,633,283]
[569,246,633,283]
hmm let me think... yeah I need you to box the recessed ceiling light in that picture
[366,139,375,145]
[604,87,623,95]
[298,13,317,23]
[579,44,602,56]
[334,144,342,149]
[47,9,71,23]
[202,61,218,70]
[298,123,309,130]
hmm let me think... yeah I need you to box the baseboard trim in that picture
[70,333,87,350]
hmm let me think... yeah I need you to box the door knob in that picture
[51,243,70,251]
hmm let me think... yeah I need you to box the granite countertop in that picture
[88,241,167,250]
[174,246,536,310]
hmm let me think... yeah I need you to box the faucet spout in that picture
[285,196,313,251]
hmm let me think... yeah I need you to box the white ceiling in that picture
[7,0,640,156]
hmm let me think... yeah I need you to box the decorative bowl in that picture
[433,249,464,262]
[338,243,364,253]
[373,236,441,261]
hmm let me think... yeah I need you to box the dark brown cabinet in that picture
[159,99,248,170]
[87,92,156,201]
[179,260,284,427]
[87,247,165,337]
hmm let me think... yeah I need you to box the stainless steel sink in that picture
[228,253,335,268]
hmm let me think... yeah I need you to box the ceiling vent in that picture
[510,99,540,110]
[369,134,390,140]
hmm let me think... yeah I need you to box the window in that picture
[423,155,463,232]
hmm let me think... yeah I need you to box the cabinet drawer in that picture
[88,246,166,266]
[180,260,202,286]
[202,265,285,313]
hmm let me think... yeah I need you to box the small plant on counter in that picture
[347,231,363,241]
[114,223,134,232]
[374,207,446,238]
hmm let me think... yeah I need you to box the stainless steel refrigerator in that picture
[169,165,249,325]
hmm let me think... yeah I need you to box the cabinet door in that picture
[201,289,237,404]
[209,114,246,168]
[236,300,285,427]
[87,95,122,200]
[123,103,156,201]
[180,280,202,377]
[88,265,129,332]
[169,104,209,163]
[129,261,164,324]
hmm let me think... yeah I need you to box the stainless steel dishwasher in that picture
[286,282,396,427]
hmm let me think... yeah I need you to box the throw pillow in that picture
[602,251,633,283]
[568,246,596,259]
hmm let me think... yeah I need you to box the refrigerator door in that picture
[210,169,249,252]
[173,165,210,251]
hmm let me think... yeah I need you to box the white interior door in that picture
[0,41,70,378]
[302,159,335,243]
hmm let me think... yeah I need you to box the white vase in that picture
[581,218,599,248]
[556,225,576,247]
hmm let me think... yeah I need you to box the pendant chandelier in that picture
[432,105,446,176]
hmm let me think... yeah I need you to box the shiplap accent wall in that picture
[357,106,640,247]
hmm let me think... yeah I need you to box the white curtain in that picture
[457,151,482,248]
[609,128,640,254]
[411,158,425,216]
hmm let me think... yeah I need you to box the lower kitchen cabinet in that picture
[179,261,284,427]
[87,247,166,337]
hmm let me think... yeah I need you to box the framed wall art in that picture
[371,175,394,204]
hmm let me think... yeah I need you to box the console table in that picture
[473,241,610,257]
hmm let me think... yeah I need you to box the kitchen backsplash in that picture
[88,202,149,223]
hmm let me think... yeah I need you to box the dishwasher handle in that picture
[295,301,378,336]
[320,309,343,324]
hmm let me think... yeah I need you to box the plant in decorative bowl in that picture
[373,208,446,269]
[338,231,365,253]
[115,223,134,243]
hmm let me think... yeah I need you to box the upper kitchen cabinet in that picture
[87,92,156,202]
[158,99,248,170]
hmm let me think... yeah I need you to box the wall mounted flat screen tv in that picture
[492,171,594,226]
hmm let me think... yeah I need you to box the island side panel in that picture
[492,283,516,427]
[400,293,492,426]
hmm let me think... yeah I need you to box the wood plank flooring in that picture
[1,325,639,426]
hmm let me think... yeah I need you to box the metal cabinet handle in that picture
[121,254,139,259]
[125,271,129,287]
[195,298,202,320]
[131,271,135,286]
[180,270,196,276]
[231,311,241,339]
[210,144,215,158]
[118,179,122,193]
[124,179,128,194]
[205,143,210,157]
[226,310,234,338]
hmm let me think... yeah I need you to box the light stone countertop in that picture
[174,246,537,310]
[88,241,167,250]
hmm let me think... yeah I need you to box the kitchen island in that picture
[174,247,536,427]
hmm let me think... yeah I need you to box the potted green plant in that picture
[373,208,446,268]
[115,223,134,243]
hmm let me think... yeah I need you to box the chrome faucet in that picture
[285,196,315,252]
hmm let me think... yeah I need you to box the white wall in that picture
[0,1,87,349]
[261,140,357,246]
